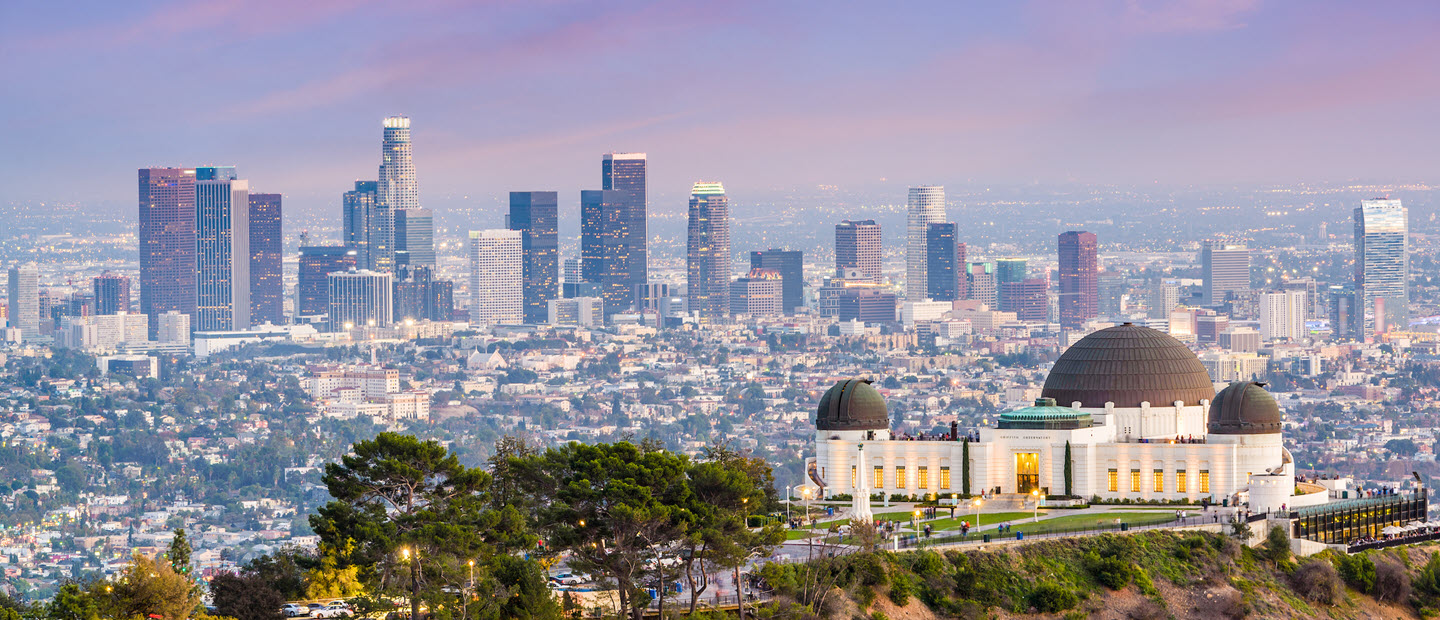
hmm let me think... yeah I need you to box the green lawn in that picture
[927,512,1042,531]
[1009,511,1177,535]
[785,530,815,540]
[812,510,919,529]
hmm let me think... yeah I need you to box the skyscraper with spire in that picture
[377,116,433,268]
[906,186,946,300]
[686,182,730,318]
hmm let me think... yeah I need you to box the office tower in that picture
[157,311,190,345]
[1327,286,1361,342]
[393,208,435,268]
[93,273,131,315]
[548,297,604,327]
[995,258,1025,308]
[327,270,393,331]
[835,220,882,283]
[468,230,523,325]
[636,283,670,314]
[508,192,559,323]
[1258,290,1307,341]
[749,249,804,315]
[298,246,356,317]
[138,168,197,337]
[6,264,39,338]
[730,268,783,316]
[563,257,602,299]
[835,288,897,323]
[1201,242,1250,306]
[343,181,386,270]
[1057,231,1098,329]
[1196,311,1229,345]
[1149,282,1179,319]
[686,182,731,318]
[925,223,965,302]
[580,189,642,312]
[429,280,454,321]
[379,117,419,211]
[966,262,997,308]
[393,265,430,323]
[248,193,283,325]
[1282,277,1321,319]
[1097,273,1127,316]
[905,186,946,300]
[600,152,648,310]
[999,279,1048,322]
[194,168,250,331]
[1354,198,1409,336]
[1218,327,1261,353]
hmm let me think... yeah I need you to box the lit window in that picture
[896,466,907,488]
[1108,469,1118,493]
[1153,469,1164,493]
[918,466,929,490]
[1177,470,1188,493]
[873,466,884,488]
[1200,470,1210,494]
[940,466,951,489]
[1130,469,1141,493]
[851,466,857,489]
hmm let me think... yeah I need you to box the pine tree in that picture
[1063,441,1073,497]
[962,438,971,496]
[168,528,192,576]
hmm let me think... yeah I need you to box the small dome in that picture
[1208,381,1282,435]
[998,397,1094,430]
[816,379,889,431]
[1041,323,1215,408]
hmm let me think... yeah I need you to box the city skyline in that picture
[6,2,1440,215]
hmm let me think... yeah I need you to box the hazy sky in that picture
[4,0,1440,215]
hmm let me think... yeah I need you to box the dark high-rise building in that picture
[393,208,434,268]
[686,182,731,318]
[393,265,452,323]
[601,152,647,311]
[93,272,131,316]
[509,191,559,323]
[925,223,965,302]
[195,168,250,331]
[581,189,640,312]
[1000,279,1048,322]
[835,220,882,283]
[343,181,383,269]
[835,288,897,323]
[1201,242,1250,306]
[248,193,283,325]
[749,249,804,315]
[995,258,1026,308]
[138,168,197,337]
[1058,231,1098,329]
[298,246,356,317]
[1328,286,1361,342]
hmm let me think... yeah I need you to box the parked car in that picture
[280,603,307,617]
[308,603,329,615]
[550,572,589,585]
[312,602,353,618]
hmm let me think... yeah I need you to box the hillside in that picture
[756,530,1440,619]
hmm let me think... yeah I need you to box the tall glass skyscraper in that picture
[394,208,434,267]
[93,272,131,315]
[138,167,196,337]
[1354,198,1408,336]
[377,117,433,267]
[1058,230,1098,330]
[995,258,1026,308]
[581,188,639,313]
[749,249,804,315]
[686,182,730,318]
[298,246,356,318]
[6,264,39,338]
[509,191,559,324]
[194,167,250,331]
[248,193,283,325]
[906,186,946,300]
[925,223,964,302]
[601,152,647,310]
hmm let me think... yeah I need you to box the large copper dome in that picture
[816,378,889,431]
[1041,323,1215,408]
[1208,381,1282,435]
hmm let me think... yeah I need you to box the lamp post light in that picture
[464,559,474,620]
[401,546,419,620]
[1031,489,1041,522]
[973,498,983,534]
[785,485,793,523]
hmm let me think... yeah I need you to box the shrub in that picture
[888,571,914,606]
[1336,553,1376,594]
[907,550,946,577]
[1373,557,1411,603]
[1416,552,1440,600]
[870,612,890,620]
[854,553,888,587]
[1290,559,1342,605]
[1088,553,1134,589]
[1263,525,1291,565]
[1027,582,1078,613]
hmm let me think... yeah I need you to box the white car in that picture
[312,602,353,618]
[280,604,306,618]
[551,573,588,585]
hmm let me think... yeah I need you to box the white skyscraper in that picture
[6,263,39,337]
[378,117,419,211]
[327,270,394,331]
[469,230,523,325]
[1354,198,1408,336]
[194,167,250,331]
[906,186,946,301]
[1258,290,1307,341]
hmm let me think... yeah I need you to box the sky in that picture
[4,0,1440,218]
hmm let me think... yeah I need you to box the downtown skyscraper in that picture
[248,193,283,325]
[1201,242,1250,306]
[925,222,965,302]
[749,249,804,315]
[1354,198,1409,336]
[835,220,882,283]
[509,191,559,324]
[686,182,730,318]
[469,230,523,325]
[378,117,433,268]
[905,186,946,300]
[599,152,647,310]
[298,246,356,318]
[1058,230,1098,330]
[194,167,250,331]
[6,264,38,338]
[92,272,131,315]
[138,168,197,337]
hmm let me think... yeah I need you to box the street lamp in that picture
[400,546,419,620]
[973,497,983,534]
[785,485,793,523]
[1031,489,1041,522]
